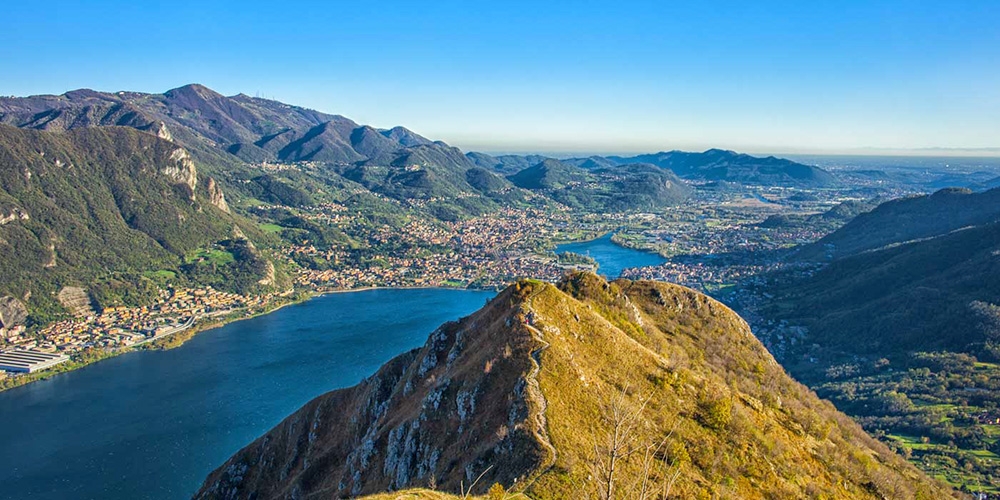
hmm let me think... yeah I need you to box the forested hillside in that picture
[762,192,1000,493]
[0,125,276,324]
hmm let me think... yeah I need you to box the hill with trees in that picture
[761,191,1000,493]
[0,125,278,325]
[508,160,692,211]
[793,187,1000,261]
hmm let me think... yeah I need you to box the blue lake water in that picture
[556,233,667,278]
[0,288,494,500]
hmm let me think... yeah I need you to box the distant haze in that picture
[2,1,998,154]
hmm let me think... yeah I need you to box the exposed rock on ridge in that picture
[197,273,955,500]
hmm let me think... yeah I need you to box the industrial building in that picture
[0,349,70,373]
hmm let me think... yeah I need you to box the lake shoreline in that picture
[0,287,498,500]
[0,283,500,394]
[2,233,655,393]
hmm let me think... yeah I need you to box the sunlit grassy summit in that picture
[197,272,954,499]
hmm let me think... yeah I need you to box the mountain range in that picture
[0,85,835,211]
[472,150,837,188]
[196,273,952,499]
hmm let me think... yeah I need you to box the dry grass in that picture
[513,275,957,499]
[198,273,958,500]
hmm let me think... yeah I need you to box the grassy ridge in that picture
[196,274,954,499]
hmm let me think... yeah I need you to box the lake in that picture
[0,288,495,500]
[556,233,667,278]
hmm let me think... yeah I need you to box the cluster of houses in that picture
[1,286,248,360]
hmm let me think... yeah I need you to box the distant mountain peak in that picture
[164,83,222,98]
[702,147,737,155]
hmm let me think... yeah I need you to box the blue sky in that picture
[1,1,998,154]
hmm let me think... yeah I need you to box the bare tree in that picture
[592,385,684,500]
[461,465,493,499]
[592,385,650,500]
[631,420,681,500]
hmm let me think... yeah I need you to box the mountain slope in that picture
[0,124,269,321]
[772,221,1000,362]
[794,187,1000,261]
[197,273,952,499]
[762,192,1000,492]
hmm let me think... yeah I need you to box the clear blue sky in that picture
[1,1,998,154]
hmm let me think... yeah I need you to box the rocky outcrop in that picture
[151,120,172,141]
[165,148,198,199]
[0,295,27,331]
[196,285,549,499]
[0,207,29,225]
[206,177,230,213]
[256,260,275,286]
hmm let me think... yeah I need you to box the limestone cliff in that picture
[0,295,28,334]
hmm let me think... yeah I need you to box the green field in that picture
[259,223,284,234]
[887,433,1000,494]
[186,248,235,265]
[144,269,177,280]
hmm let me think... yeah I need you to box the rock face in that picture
[197,283,550,499]
[256,260,275,286]
[0,295,28,333]
[165,148,199,199]
[206,176,230,213]
[197,273,954,500]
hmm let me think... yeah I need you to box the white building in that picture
[0,349,70,373]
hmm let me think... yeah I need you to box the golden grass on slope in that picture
[358,489,466,500]
[358,487,531,500]
[197,273,957,500]
[508,275,957,499]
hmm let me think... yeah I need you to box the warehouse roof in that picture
[0,349,70,372]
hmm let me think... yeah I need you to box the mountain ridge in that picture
[196,273,953,499]
[793,187,1000,261]
[0,85,835,197]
